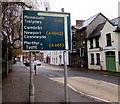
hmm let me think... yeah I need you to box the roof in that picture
[87,22,105,39]
[114,26,120,32]
[111,17,120,26]
[111,17,120,32]
[73,13,107,30]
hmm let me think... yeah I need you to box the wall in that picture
[99,21,118,71]
[50,51,69,66]
[87,39,101,70]
[87,21,119,72]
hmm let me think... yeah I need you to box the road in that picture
[29,63,119,102]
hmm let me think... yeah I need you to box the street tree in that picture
[1,2,29,77]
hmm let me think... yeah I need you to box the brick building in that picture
[69,13,107,69]
[23,52,44,61]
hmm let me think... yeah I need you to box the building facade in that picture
[44,51,69,66]
[23,52,44,61]
[87,17,120,72]
[69,13,107,69]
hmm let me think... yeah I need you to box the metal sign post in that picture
[63,51,68,103]
[29,52,34,103]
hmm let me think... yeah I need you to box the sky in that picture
[48,0,120,25]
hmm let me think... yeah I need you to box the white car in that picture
[33,60,41,66]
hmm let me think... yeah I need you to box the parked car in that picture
[24,60,30,66]
[33,60,41,66]
[23,59,28,65]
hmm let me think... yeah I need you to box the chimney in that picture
[76,20,84,26]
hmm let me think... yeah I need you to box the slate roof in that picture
[111,17,120,26]
[73,13,107,30]
[87,22,105,39]
[111,17,120,32]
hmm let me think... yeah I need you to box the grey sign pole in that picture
[29,52,34,103]
[63,51,68,103]
[28,6,34,103]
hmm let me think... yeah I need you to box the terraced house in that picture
[87,17,120,72]
[69,13,107,69]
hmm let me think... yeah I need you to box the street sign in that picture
[22,10,71,51]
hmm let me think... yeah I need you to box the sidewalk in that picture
[2,62,29,102]
[2,62,99,103]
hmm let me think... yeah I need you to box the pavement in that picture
[2,62,114,103]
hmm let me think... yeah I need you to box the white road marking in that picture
[50,78,112,103]
[67,84,111,102]
[100,80,118,87]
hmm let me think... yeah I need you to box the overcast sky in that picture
[48,0,120,25]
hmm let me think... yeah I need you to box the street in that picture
[30,62,119,103]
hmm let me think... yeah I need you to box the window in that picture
[95,38,99,48]
[73,56,77,64]
[72,41,76,50]
[91,53,94,64]
[72,31,75,35]
[106,33,112,46]
[96,53,100,65]
[80,48,84,57]
[80,40,83,45]
[90,39,93,49]
[72,31,76,38]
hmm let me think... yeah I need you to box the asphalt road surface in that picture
[26,62,119,103]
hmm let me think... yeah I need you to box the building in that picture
[87,17,120,72]
[44,51,69,66]
[69,13,107,68]
[23,52,44,61]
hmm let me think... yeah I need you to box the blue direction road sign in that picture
[22,10,71,51]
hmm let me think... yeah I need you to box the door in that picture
[106,51,116,71]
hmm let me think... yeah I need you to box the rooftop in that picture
[87,23,105,39]
[73,13,107,30]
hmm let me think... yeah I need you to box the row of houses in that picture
[44,12,120,72]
